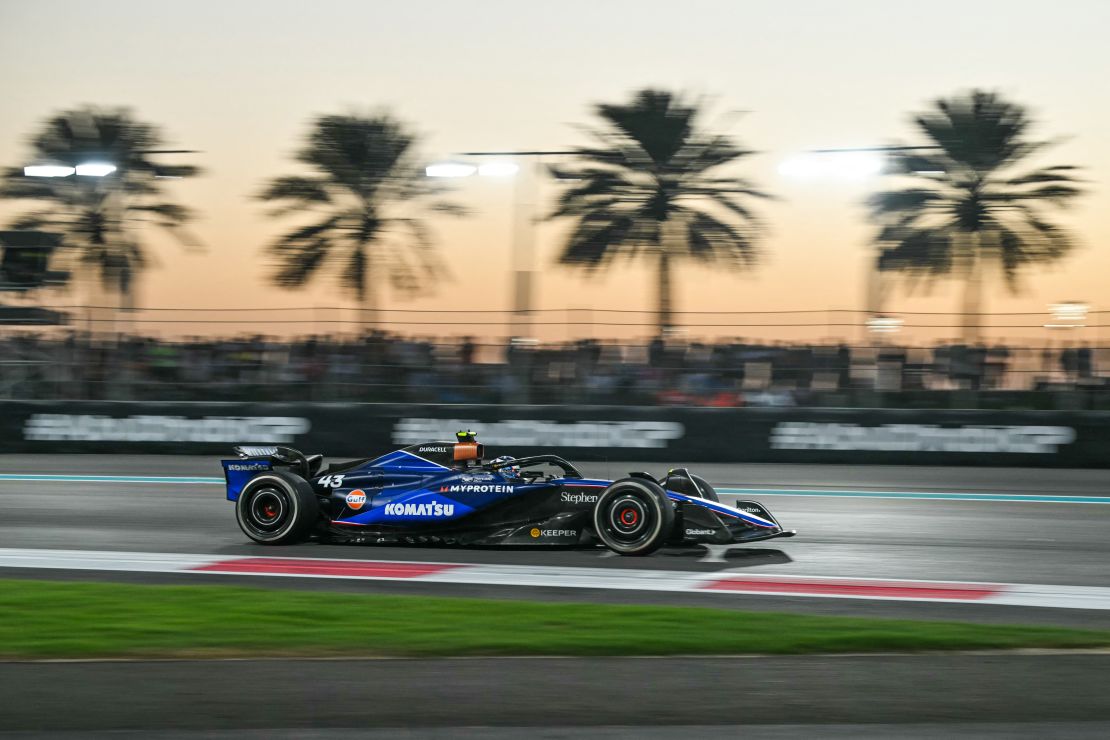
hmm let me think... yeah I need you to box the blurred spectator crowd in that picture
[1,331,1106,407]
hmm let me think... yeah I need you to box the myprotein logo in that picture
[383,500,455,517]
[561,491,599,505]
[23,414,310,444]
[769,422,1076,454]
[394,419,684,449]
[441,484,513,494]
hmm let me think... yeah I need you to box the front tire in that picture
[592,478,675,556]
[235,471,318,545]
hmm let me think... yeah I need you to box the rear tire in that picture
[235,471,318,545]
[592,478,675,556]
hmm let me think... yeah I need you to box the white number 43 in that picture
[318,474,345,488]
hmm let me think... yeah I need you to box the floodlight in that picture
[477,162,519,177]
[426,163,477,178]
[75,163,117,177]
[23,165,76,178]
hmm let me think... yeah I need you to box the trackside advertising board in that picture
[1,401,1107,467]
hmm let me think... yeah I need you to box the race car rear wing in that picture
[232,445,311,478]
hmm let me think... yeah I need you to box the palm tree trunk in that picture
[960,233,983,342]
[354,244,380,333]
[360,263,379,332]
[656,249,673,335]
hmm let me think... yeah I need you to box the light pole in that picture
[23,149,197,337]
[24,160,120,335]
[778,145,944,342]
[428,149,576,339]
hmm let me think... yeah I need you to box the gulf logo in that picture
[345,490,367,511]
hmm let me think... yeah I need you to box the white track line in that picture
[2,548,1110,611]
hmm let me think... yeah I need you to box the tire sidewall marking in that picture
[594,480,667,553]
[237,474,301,542]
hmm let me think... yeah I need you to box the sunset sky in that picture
[1,0,1107,342]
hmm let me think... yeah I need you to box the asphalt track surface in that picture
[2,455,1109,627]
[3,455,1110,736]
[3,654,1110,737]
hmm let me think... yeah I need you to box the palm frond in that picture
[270,238,332,289]
[683,210,760,267]
[0,106,200,295]
[869,90,1083,296]
[256,175,332,206]
[259,112,463,303]
[549,88,767,284]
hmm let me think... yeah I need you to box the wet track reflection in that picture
[1,455,1109,628]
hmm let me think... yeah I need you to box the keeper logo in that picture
[531,528,576,538]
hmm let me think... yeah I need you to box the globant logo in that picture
[383,500,455,517]
[685,528,716,536]
[560,491,599,505]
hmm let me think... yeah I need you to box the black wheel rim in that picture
[601,492,655,548]
[242,486,290,537]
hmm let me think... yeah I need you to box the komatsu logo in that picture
[440,484,513,493]
[383,500,456,517]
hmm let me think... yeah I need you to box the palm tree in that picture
[0,106,200,311]
[258,112,463,324]
[869,90,1084,339]
[548,89,770,334]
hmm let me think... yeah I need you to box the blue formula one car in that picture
[222,432,795,556]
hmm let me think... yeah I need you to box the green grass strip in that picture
[2,578,1108,659]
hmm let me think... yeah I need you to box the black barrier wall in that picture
[3,401,1108,467]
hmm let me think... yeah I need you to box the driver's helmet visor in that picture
[492,456,520,477]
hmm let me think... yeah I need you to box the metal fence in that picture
[2,303,1106,344]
